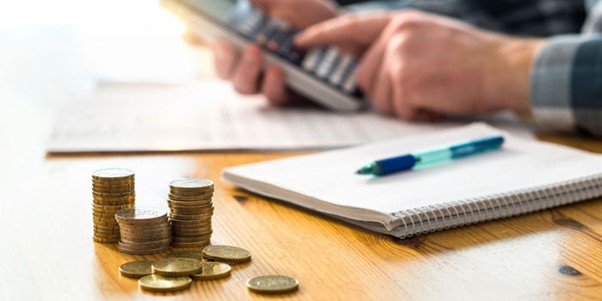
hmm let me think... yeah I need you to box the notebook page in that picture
[224,123,602,222]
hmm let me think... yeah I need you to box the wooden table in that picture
[3,7,602,300]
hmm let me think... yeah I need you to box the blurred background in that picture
[0,0,213,173]
[0,0,209,106]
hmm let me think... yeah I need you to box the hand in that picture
[212,0,339,105]
[296,11,544,120]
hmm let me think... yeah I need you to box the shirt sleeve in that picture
[530,2,602,137]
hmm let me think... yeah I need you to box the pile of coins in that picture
[115,207,171,255]
[167,179,215,248]
[119,245,299,294]
[92,168,135,243]
[119,254,232,292]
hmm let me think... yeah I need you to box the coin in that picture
[119,260,155,278]
[246,275,299,294]
[192,262,231,280]
[138,275,192,292]
[168,195,213,203]
[202,245,251,263]
[115,207,167,223]
[170,179,214,190]
[167,199,212,207]
[92,168,135,180]
[172,236,211,243]
[171,241,211,249]
[93,236,119,243]
[117,244,169,255]
[119,239,172,249]
[151,258,203,276]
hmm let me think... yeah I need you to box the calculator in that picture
[161,0,364,112]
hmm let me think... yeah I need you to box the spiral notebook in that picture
[222,123,602,238]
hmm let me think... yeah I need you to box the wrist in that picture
[492,37,545,116]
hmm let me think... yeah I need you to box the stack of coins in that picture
[92,168,135,243]
[115,207,171,255]
[168,179,215,249]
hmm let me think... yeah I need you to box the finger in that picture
[261,66,289,106]
[211,41,239,79]
[370,57,393,115]
[414,110,445,122]
[294,13,392,48]
[355,34,387,94]
[390,78,420,121]
[232,44,264,94]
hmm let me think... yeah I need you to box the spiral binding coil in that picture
[392,173,602,238]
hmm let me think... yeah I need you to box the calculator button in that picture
[342,67,358,94]
[286,48,305,65]
[301,49,325,73]
[328,55,353,87]
[315,48,340,79]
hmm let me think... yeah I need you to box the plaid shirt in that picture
[343,0,602,137]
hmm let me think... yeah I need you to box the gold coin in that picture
[93,236,118,243]
[166,251,205,261]
[92,168,134,180]
[117,244,169,255]
[246,275,299,294]
[119,260,155,278]
[168,200,213,207]
[171,241,211,249]
[170,178,213,190]
[203,245,251,263]
[151,258,203,276]
[192,262,231,280]
[115,207,167,223]
[138,275,192,292]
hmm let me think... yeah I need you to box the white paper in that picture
[47,81,469,152]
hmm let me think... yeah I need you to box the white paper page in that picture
[47,81,466,152]
[224,123,602,221]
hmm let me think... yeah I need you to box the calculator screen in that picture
[187,0,239,23]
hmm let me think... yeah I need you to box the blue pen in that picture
[355,135,505,176]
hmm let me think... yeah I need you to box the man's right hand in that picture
[212,0,339,105]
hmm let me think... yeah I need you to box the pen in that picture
[355,135,505,176]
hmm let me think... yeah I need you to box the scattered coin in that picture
[246,275,299,294]
[202,245,251,264]
[192,262,232,280]
[116,207,171,255]
[119,260,155,279]
[138,274,192,292]
[168,179,214,249]
[152,258,204,277]
[92,168,135,243]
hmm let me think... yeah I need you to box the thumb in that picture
[294,13,393,48]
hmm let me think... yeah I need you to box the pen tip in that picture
[355,167,370,175]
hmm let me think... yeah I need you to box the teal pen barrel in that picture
[450,136,504,159]
[356,135,505,176]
